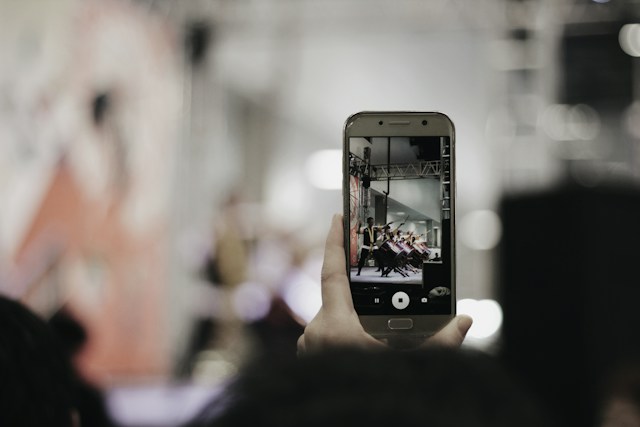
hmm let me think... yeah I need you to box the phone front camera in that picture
[421,120,428,126]
[378,120,383,125]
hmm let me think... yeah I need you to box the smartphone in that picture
[343,111,455,339]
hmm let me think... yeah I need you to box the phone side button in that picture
[387,318,413,330]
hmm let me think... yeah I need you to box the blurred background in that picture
[1,0,640,425]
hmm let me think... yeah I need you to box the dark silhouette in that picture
[500,180,640,426]
[185,346,546,427]
[0,296,76,427]
[49,309,117,427]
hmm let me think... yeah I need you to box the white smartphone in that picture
[343,111,456,340]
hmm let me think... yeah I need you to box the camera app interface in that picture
[348,136,452,315]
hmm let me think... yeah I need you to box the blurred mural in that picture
[0,0,181,384]
[1,0,640,424]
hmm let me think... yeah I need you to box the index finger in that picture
[320,214,355,312]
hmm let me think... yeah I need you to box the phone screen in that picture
[346,135,453,316]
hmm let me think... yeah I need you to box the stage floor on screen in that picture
[350,267,421,284]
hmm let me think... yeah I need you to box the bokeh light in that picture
[306,149,343,190]
[459,210,502,251]
[457,298,503,340]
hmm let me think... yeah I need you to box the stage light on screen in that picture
[457,298,503,339]
[459,209,502,251]
[306,149,342,190]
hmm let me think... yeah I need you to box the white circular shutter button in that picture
[391,291,410,310]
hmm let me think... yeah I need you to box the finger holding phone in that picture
[298,214,385,354]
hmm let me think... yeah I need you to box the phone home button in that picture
[388,318,413,330]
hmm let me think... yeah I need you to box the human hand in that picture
[297,214,473,355]
[297,214,384,354]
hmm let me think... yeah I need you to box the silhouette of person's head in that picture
[188,346,545,427]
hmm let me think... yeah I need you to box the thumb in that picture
[423,315,473,348]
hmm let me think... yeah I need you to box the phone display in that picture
[343,112,455,337]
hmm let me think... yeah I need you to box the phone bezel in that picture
[343,111,456,338]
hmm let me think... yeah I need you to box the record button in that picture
[391,291,410,310]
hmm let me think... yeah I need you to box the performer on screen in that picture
[356,217,392,276]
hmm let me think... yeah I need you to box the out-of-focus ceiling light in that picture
[457,298,503,340]
[306,149,342,190]
[619,24,640,57]
[459,209,502,251]
[539,104,600,141]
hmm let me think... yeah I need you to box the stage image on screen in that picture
[348,136,452,315]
